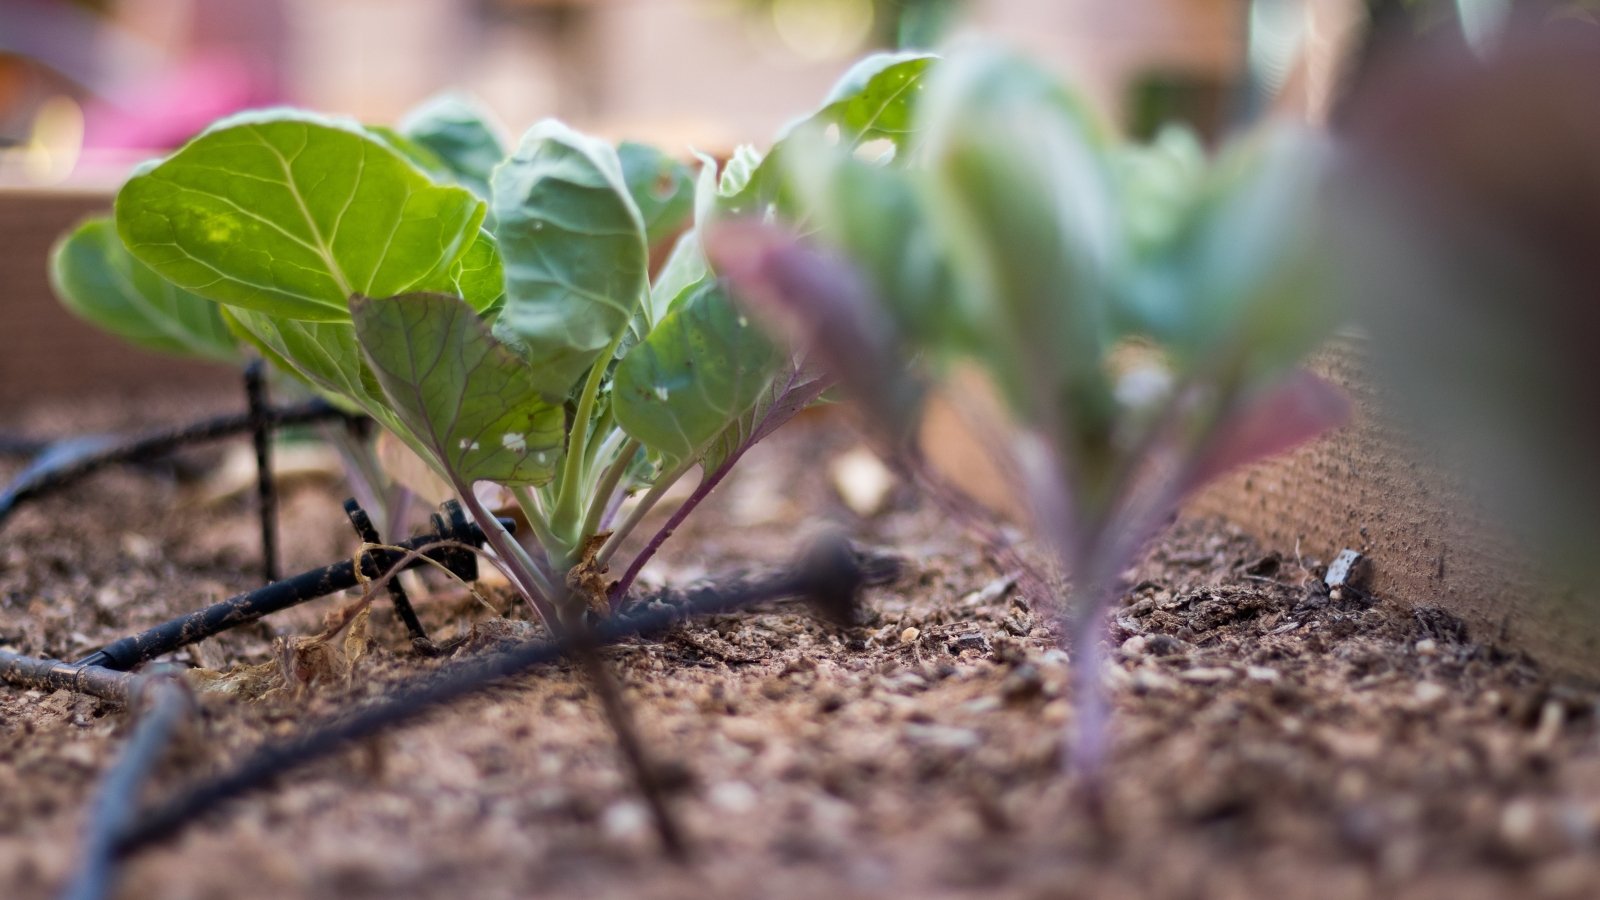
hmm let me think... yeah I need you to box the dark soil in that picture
[2,391,1597,899]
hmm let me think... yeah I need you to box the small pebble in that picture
[1414,682,1447,704]
[1415,639,1438,656]
[709,781,759,814]
[899,627,920,645]
[1132,668,1179,694]
[1120,635,1148,657]
[600,801,651,843]
[1180,667,1236,684]
[829,446,896,517]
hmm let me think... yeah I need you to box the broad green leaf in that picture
[1166,127,1333,382]
[617,141,694,246]
[722,52,938,220]
[117,109,488,322]
[647,229,709,326]
[920,51,1118,426]
[448,229,506,314]
[613,281,782,466]
[351,293,565,485]
[700,363,829,475]
[813,51,938,148]
[51,217,238,363]
[493,119,648,399]
[222,308,392,420]
[398,94,507,199]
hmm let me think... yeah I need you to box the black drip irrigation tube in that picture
[75,500,495,672]
[109,533,893,860]
[0,397,355,532]
[59,676,192,900]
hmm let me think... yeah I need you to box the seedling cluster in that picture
[51,56,934,632]
[28,49,1352,887]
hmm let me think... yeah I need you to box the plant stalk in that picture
[552,336,626,539]
[455,482,562,627]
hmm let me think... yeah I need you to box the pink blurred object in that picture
[82,52,281,151]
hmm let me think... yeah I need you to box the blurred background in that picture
[0,0,1367,187]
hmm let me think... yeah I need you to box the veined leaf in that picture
[117,109,488,322]
[700,362,830,475]
[399,94,508,200]
[613,281,782,466]
[618,141,694,247]
[493,119,649,399]
[223,308,389,418]
[812,50,938,148]
[448,229,506,314]
[722,52,938,220]
[351,293,565,486]
[51,217,238,363]
[647,229,710,326]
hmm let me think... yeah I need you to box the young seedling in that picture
[67,59,932,635]
[707,50,1350,778]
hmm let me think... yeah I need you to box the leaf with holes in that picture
[618,141,694,247]
[351,293,565,486]
[613,280,782,466]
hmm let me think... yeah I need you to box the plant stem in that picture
[455,482,561,626]
[582,438,639,541]
[607,454,740,606]
[552,336,625,539]
[593,460,695,570]
[510,485,567,565]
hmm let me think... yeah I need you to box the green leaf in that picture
[617,141,694,247]
[717,145,762,197]
[51,217,239,363]
[492,119,649,398]
[646,229,709,326]
[351,293,565,485]
[783,140,958,351]
[447,229,506,314]
[1165,127,1333,382]
[116,109,489,322]
[919,51,1118,424]
[722,52,938,220]
[223,308,392,419]
[613,280,782,466]
[398,94,508,199]
[813,51,938,148]
[700,363,828,475]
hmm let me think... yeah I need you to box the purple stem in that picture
[608,457,739,608]
[608,368,830,608]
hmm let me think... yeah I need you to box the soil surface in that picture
[2,392,1598,899]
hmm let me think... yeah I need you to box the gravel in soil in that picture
[2,392,1599,899]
